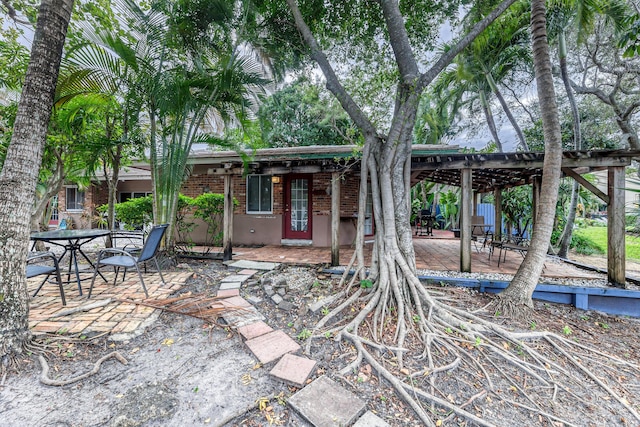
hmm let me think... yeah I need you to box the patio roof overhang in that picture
[410,149,640,192]
[187,144,459,175]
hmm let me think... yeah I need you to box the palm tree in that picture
[0,0,74,363]
[547,0,628,258]
[495,0,564,315]
[60,0,269,246]
[433,3,531,152]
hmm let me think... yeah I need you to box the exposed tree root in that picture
[38,351,128,386]
[307,272,640,425]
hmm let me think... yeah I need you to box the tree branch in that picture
[417,0,519,91]
[378,0,419,82]
[285,0,378,138]
[1,0,31,25]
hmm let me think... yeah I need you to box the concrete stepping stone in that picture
[222,274,251,283]
[237,321,273,341]
[245,330,300,364]
[288,375,366,427]
[308,293,340,313]
[269,353,316,388]
[352,411,390,427]
[219,281,242,290]
[225,260,279,271]
[216,289,240,298]
[217,297,265,328]
[238,269,258,276]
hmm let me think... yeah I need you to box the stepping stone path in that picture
[288,375,366,426]
[216,260,387,426]
[352,411,390,427]
[269,354,316,387]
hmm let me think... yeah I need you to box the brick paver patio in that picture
[28,270,191,337]
[230,231,600,279]
[27,231,598,339]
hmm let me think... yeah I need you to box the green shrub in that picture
[570,233,604,255]
[175,194,196,249]
[191,193,237,247]
[113,196,153,230]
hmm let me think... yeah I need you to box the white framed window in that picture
[247,175,273,213]
[119,192,152,203]
[65,187,85,211]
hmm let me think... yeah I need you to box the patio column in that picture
[532,175,542,229]
[460,168,472,272]
[608,166,626,287]
[473,192,479,216]
[493,188,502,241]
[223,174,234,261]
[331,172,340,266]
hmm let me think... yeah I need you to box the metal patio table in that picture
[30,229,110,296]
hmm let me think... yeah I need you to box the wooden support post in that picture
[223,174,234,261]
[473,192,479,216]
[608,167,626,287]
[460,168,472,272]
[493,188,502,241]
[532,175,542,227]
[331,172,340,266]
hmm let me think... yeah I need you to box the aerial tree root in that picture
[306,266,640,425]
[38,351,128,386]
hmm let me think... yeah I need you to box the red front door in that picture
[283,175,312,240]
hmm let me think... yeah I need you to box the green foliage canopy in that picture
[258,77,360,147]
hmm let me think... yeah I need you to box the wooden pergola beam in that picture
[562,167,610,204]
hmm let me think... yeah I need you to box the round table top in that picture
[30,229,110,241]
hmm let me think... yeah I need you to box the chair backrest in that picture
[137,224,169,262]
[471,215,485,235]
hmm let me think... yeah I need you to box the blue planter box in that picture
[419,275,640,318]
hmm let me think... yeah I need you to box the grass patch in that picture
[572,226,640,261]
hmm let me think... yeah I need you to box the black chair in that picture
[415,209,434,236]
[88,224,169,298]
[28,252,66,305]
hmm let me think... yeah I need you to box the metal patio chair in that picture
[28,251,66,305]
[87,224,169,299]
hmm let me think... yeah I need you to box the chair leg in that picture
[88,263,101,299]
[134,265,149,298]
[32,277,48,298]
[54,268,66,306]
[153,257,165,285]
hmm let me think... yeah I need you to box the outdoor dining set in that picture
[414,212,531,266]
[27,224,168,306]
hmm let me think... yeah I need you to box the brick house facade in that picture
[55,147,365,247]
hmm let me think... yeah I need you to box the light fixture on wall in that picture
[202,185,210,194]
[271,176,281,184]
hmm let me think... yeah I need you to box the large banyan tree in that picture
[246,0,640,424]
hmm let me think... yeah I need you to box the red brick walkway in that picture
[230,232,599,280]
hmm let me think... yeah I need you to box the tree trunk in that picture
[486,71,528,151]
[0,0,74,363]
[480,89,504,152]
[557,31,581,259]
[103,144,122,248]
[496,0,563,315]
[31,154,65,232]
